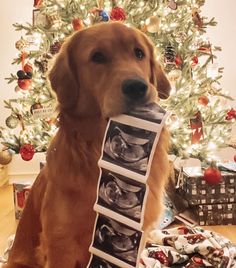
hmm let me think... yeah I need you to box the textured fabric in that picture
[139,226,236,268]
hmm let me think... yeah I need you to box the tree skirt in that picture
[140,226,236,268]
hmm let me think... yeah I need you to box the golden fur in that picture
[5,22,170,268]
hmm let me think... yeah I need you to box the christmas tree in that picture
[0,0,235,164]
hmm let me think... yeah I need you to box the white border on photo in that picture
[89,248,135,268]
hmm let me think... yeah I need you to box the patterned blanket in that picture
[140,226,236,268]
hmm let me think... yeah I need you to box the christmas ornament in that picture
[198,95,209,106]
[0,150,12,165]
[17,70,33,80]
[30,103,43,114]
[145,16,160,33]
[198,40,212,54]
[191,56,198,66]
[5,115,19,129]
[167,69,182,83]
[190,111,204,144]
[23,63,33,73]
[192,8,203,28]
[18,79,31,90]
[110,7,126,21]
[100,10,109,21]
[175,31,187,43]
[226,108,236,120]
[47,14,61,28]
[164,44,176,64]
[15,38,28,51]
[15,86,21,93]
[204,166,222,185]
[34,53,52,73]
[34,0,42,8]
[50,41,62,55]
[175,55,182,66]
[33,12,51,29]
[168,0,177,10]
[72,18,83,31]
[20,144,35,161]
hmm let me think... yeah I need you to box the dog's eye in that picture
[134,48,145,60]
[91,52,107,64]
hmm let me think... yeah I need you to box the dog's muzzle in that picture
[122,78,147,101]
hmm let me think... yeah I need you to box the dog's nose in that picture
[122,78,148,100]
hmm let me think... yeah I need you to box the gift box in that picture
[194,203,236,226]
[175,166,236,205]
[13,182,32,220]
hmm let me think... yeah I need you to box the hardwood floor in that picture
[0,185,236,255]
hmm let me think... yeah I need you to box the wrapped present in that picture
[193,203,236,226]
[13,182,32,220]
[175,166,236,205]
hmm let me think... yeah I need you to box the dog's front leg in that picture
[39,183,78,268]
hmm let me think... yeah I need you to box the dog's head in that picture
[49,22,171,118]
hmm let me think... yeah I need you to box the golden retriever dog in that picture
[5,22,171,268]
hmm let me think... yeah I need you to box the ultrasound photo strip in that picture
[89,214,144,268]
[94,168,149,230]
[87,103,168,268]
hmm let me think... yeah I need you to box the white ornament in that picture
[145,16,160,33]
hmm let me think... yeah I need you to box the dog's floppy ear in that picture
[48,35,79,110]
[144,36,171,99]
[150,58,171,99]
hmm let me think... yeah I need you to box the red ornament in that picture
[110,7,126,21]
[198,95,209,106]
[204,166,222,185]
[234,154,236,162]
[190,111,204,144]
[34,0,42,8]
[23,63,33,73]
[191,56,198,66]
[20,144,35,161]
[226,108,236,120]
[72,18,83,31]
[18,79,31,90]
[175,55,182,66]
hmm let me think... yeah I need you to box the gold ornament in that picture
[0,150,12,165]
[15,37,28,51]
[145,16,160,33]
[168,69,182,83]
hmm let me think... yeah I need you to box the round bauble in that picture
[198,95,209,106]
[72,18,83,31]
[19,144,35,161]
[204,166,222,185]
[18,79,31,90]
[17,70,26,79]
[175,55,182,66]
[168,69,182,82]
[5,115,19,129]
[30,103,43,114]
[0,150,12,165]
[100,10,109,21]
[110,7,126,21]
[145,16,160,33]
[23,63,33,73]
[15,38,28,51]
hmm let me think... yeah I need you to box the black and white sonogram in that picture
[98,169,146,222]
[103,121,156,175]
[93,215,142,266]
[88,255,119,268]
[125,103,166,124]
